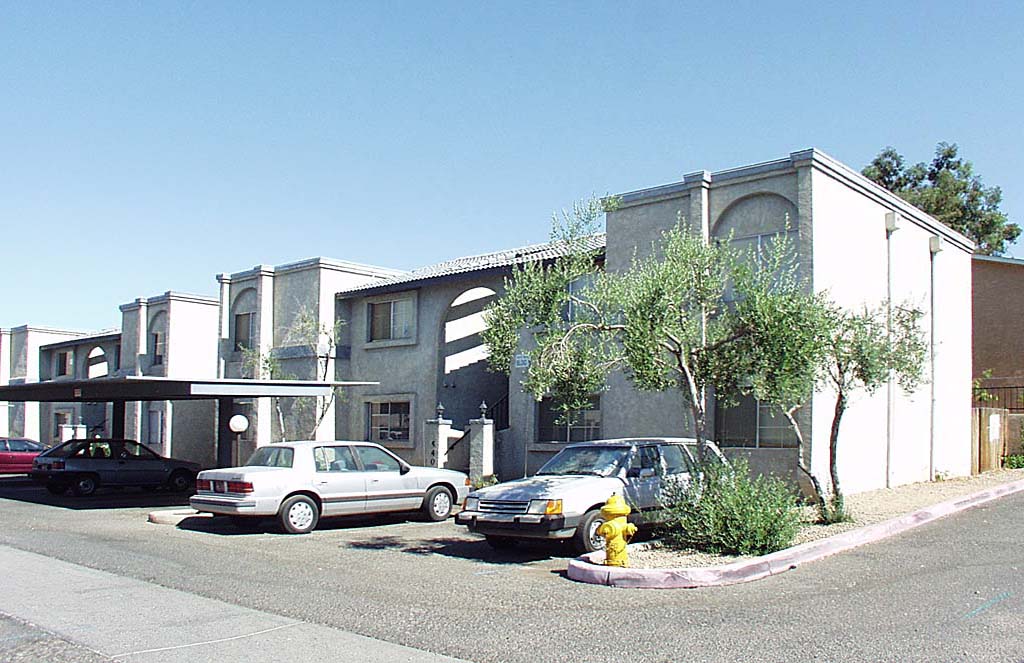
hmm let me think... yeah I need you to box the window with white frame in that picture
[368,298,413,342]
[367,401,411,442]
[537,396,601,443]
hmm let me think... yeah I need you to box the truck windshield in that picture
[536,446,629,477]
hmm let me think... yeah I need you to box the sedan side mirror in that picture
[399,462,411,475]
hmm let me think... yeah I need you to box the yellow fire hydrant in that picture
[596,493,637,567]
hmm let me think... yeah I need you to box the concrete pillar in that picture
[255,266,275,445]
[468,416,494,482]
[0,329,9,437]
[425,415,454,469]
[59,424,86,442]
[216,274,232,378]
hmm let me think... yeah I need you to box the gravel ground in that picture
[629,468,1024,569]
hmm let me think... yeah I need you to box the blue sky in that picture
[2,1,1022,331]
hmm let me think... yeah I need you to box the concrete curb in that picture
[148,509,205,525]
[567,478,1024,589]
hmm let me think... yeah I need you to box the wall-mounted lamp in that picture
[929,235,944,254]
[885,211,901,234]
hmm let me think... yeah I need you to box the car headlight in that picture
[463,497,479,511]
[527,499,562,515]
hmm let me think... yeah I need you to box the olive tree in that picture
[816,303,927,519]
[483,199,830,460]
[242,307,344,441]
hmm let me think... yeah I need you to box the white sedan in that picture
[190,440,471,534]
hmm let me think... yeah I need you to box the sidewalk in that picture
[0,545,469,662]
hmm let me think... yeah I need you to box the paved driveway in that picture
[1,476,1023,662]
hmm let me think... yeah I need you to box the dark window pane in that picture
[369,303,392,341]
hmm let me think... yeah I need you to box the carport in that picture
[0,376,376,467]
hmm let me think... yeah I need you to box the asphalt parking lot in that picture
[2,475,1023,663]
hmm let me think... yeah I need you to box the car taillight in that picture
[51,461,65,470]
[196,479,211,491]
[227,481,254,493]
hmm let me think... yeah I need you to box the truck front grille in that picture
[478,499,529,514]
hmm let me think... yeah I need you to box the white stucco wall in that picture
[809,161,973,494]
[166,295,219,379]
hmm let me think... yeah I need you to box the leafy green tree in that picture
[863,142,1018,255]
[483,199,829,460]
[817,303,927,520]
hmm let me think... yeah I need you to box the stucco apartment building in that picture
[216,257,403,460]
[2,148,976,496]
[329,149,974,496]
[2,292,221,463]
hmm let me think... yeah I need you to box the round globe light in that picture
[228,414,250,434]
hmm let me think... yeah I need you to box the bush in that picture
[657,458,800,556]
[1004,454,1024,469]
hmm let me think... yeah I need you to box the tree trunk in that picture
[829,391,847,513]
[783,406,828,518]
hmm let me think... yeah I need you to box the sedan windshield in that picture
[245,446,294,468]
[536,446,629,477]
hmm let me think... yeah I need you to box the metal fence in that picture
[973,386,1024,413]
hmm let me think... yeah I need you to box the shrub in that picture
[657,458,800,556]
[1004,454,1024,469]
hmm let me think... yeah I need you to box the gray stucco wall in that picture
[336,272,508,465]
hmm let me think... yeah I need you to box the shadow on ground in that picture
[177,511,574,563]
[0,476,191,510]
[342,533,574,563]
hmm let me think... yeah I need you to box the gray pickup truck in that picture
[456,437,724,553]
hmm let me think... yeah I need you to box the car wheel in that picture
[278,495,319,534]
[421,486,454,521]
[45,482,68,496]
[484,535,518,550]
[572,509,606,555]
[229,516,263,531]
[167,470,194,493]
[72,475,99,497]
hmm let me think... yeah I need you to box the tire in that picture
[278,495,319,534]
[421,485,454,521]
[167,470,194,493]
[229,516,263,531]
[45,482,68,496]
[572,509,606,555]
[72,475,99,497]
[484,535,518,550]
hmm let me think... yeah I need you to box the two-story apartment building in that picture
[216,257,403,459]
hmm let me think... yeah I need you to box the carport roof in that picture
[0,376,378,402]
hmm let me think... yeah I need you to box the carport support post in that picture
[217,397,234,468]
[111,401,126,439]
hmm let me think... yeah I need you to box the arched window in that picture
[231,288,257,351]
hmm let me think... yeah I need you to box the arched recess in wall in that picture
[711,193,799,261]
[437,286,508,429]
[231,287,258,352]
[443,287,496,375]
[711,193,801,450]
[86,346,108,378]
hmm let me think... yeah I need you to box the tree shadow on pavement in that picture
[343,534,572,564]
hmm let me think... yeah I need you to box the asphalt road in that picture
[0,477,1021,663]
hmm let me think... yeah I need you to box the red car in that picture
[0,438,46,474]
